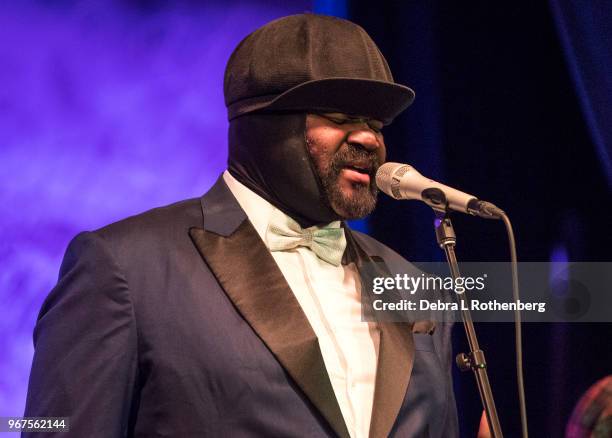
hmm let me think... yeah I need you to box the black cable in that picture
[500,212,528,438]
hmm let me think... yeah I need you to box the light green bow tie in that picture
[266,209,347,266]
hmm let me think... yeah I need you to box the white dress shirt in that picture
[223,170,380,438]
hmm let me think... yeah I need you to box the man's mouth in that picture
[341,162,374,185]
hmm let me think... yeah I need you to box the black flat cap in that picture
[224,14,415,125]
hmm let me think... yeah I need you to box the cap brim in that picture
[228,77,415,125]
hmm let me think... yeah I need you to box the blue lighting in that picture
[313,0,348,18]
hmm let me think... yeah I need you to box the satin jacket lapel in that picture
[344,228,415,438]
[189,178,350,438]
[370,321,415,438]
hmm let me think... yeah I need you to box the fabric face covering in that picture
[227,112,339,227]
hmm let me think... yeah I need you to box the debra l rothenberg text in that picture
[372,299,546,313]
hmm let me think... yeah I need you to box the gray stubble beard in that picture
[308,138,380,220]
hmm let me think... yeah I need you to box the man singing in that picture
[25,14,458,437]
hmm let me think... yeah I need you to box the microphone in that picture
[375,162,504,219]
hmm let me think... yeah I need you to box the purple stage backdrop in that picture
[0,0,312,416]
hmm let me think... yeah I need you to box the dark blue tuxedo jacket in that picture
[24,177,458,437]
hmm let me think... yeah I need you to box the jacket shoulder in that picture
[64,197,206,278]
[94,197,202,244]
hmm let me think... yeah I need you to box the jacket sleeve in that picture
[23,231,138,438]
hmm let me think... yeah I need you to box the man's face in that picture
[305,113,386,220]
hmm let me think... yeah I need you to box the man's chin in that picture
[319,172,379,220]
[329,190,378,220]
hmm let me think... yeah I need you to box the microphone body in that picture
[376,162,504,219]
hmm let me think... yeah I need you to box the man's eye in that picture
[319,114,383,132]
[326,116,349,124]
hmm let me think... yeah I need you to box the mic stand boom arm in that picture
[434,210,504,438]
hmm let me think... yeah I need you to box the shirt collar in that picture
[223,170,276,242]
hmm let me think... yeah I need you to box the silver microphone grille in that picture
[376,162,407,199]
[375,163,394,182]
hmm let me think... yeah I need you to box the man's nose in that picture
[346,128,381,151]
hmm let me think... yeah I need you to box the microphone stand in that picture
[433,209,504,438]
